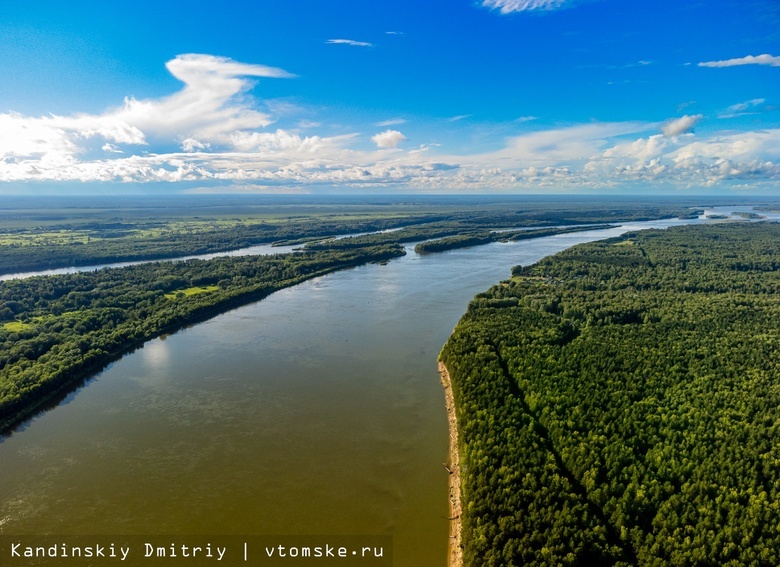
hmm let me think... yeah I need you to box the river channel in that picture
[0,208,774,566]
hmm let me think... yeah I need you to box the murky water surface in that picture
[1,208,776,565]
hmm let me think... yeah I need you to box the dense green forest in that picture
[413,224,616,254]
[0,198,701,431]
[440,222,780,566]
[0,198,699,275]
[0,215,423,275]
[0,243,404,431]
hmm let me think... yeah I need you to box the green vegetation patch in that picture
[2,320,35,332]
[164,285,220,299]
[441,222,780,566]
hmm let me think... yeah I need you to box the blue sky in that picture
[0,0,778,194]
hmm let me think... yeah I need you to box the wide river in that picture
[0,208,773,566]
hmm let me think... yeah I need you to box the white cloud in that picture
[326,39,374,47]
[669,130,779,162]
[728,98,765,113]
[372,130,407,149]
[0,55,778,192]
[483,0,573,13]
[102,143,123,153]
[602,134,674,161]
[487,122,653,166]
[661,114,702,137]
[0,53,294,164]
[719,98,766,118]
[112,54,294,143]
[0,113,78,162]
[376,118,407,127]
[230,130,357,155]
[180,138,210,153]
[446,115,472,122]
[2,125,778,191]
[514,116,538,123]
[583,128,780,187]
[699,54,780,68]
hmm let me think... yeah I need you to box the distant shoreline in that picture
[438,361,463,567]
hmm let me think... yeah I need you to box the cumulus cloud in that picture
[583,128,780,187]
[180,138,211,153]
[371,130,407,149]
[661,114,702,137]
[2,125,778,191]
[0,55,778,192]
[699,54,780,68]
[482,0,574,13]
[326,39,373,47]
[230,130,357,154]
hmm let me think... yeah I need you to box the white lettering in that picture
[363,546,383,557]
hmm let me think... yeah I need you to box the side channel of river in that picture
[0,209,774,566]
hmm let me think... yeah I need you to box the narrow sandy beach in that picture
[438,361,463,567]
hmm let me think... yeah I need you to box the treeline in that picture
[414,224,617,254]
[0,244,404,431]
[0,203,699,275]
[440,222,780,566]
[304,203,700,253]
[0,216,427,275]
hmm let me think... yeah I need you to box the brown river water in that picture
[1,211,758,566]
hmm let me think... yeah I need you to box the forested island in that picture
[413,224,616,254]
[0,243,404,431]
[0,196,699,275]
[440,222,780,565]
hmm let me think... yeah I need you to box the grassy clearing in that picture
[2,320,36,332]
[0,231,93,246]
[2,311,95,332]
[164,285,220,300]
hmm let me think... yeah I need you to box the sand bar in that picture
[438,361,463,567]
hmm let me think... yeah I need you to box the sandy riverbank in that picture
[438,361,463,567]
